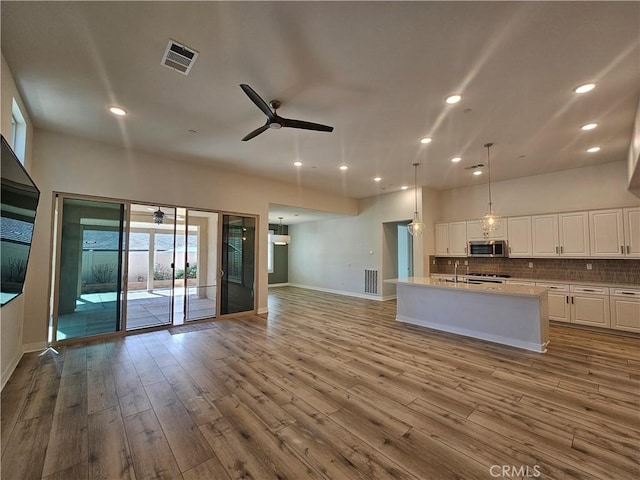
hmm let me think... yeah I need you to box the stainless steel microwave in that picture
[468,240,508,257]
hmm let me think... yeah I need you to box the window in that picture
[11,99,27,164]
[267,229,274,273]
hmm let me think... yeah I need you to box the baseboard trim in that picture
[23,341,47,353]
[257,307,269,315]
[287,283,389,301]
[268,283,290,288]
[1,350,24,391]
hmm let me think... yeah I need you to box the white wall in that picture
[437,160,638,223]
[22,129,357,349]
[1,54,35,388]
[288,187,436,299]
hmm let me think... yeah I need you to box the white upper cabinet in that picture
[623,207,640,258]
[507,216,532,257]
[589,209,625,257]
[450,222,468,256]
[435,222,467,256]
[558,211,590,257]
[466,219,507,241]
[532,215,559,257]
[435,223,450,256]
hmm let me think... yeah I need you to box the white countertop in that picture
[386,277,548,298]
[430,274,640,290]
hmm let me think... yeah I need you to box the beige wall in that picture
[436,160,638,223]
[1,54,35,387]
[628,97,640,195]
[22,129,357,349]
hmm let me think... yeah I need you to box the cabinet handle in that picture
[620,291,636,295]
[565,295,569,304]
[570,296,574,304]
[555,246,559,254]
[581,289,597,293]
[560,246,564,254]
[627,245,631,254]
[621,246,624,254]
[509,246,512,254]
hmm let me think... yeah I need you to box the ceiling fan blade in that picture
[280,117,334,132]
[240,84,275,121]
[242,124,270,141]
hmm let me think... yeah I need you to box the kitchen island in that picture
[386,277,550,352]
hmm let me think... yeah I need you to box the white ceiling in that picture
[2,1,639,218]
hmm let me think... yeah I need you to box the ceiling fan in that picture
[240,84,334,141]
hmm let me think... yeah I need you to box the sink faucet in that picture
[454,261,459,283]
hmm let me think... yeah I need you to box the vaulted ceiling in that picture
[2,1,638,202]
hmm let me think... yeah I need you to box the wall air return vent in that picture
[364,269,378,295]
[161,39,199,75]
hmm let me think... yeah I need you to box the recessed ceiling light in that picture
[473,170,482,176]
[586,146,601,153]
[445,94,462,104]
[294,161,303,167]
[401,185,408,190]
[339,165,348,171]
[574,83,595,94]
[374,177,382,182]
[580,122,598,131]
[451,156,462,163]
[108,106,127,116]
[420,137,432,144]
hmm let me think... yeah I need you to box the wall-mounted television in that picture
[1,134,40,306]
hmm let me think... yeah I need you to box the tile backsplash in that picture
[429,256,640,285]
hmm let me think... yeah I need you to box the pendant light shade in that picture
[407,163,425,236]
[481,142,501,237]
[269,217,291,245]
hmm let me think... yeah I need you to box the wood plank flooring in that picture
[2,286,639,479]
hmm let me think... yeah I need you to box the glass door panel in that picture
[172,208,186,325]
[126,204,176,330]
[185,209,218,321]
[220,215,256,315]
[53,197,125,341]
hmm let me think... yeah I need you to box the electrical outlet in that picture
[586,263,592,270]
[464,260,469,265]
[448,260,452,265]
[528,262,533,268]
[432,260,436,265]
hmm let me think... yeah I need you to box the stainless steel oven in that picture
[468,240,508,257]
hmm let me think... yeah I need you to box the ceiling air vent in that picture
[464,163,485,170]
[161,39,199,76]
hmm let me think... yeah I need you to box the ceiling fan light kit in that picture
[240,84,334,141]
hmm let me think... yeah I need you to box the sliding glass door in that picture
[125,204,178,330]
[52,196,126,341]
[184,209,218,321]
[220,215,256,315]
[51,197,256,344]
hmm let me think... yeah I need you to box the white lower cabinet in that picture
[570,285,610,328]
[536,283,570,323]
[610,288,640,333]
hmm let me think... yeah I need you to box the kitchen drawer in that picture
[571,285,609,295]
[612,288,640,297]
[536,282,570,292]
[610,289,640,333]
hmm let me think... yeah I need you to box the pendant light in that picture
[481,142,501,237]
[407,162,425,236]
[269,217,291,245]
[153,207,164,224]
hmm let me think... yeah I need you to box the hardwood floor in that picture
[2,286,639,479]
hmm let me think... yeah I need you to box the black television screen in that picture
[1,134,40,306]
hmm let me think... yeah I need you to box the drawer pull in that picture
[619,291,637,296]
[581,289,597,293]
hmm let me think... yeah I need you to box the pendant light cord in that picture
[412,162,420,215]
[484,143,494,211]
